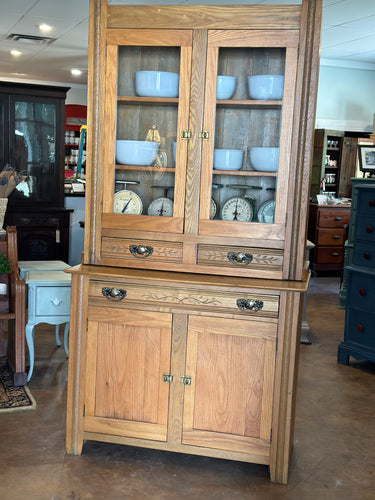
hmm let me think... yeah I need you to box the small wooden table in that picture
[25,271,71,382]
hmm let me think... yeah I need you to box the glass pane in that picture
[114,46,180,216]
[12,100,56,202]
[211,47,285,223]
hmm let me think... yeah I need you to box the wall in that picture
[316,64,375,133]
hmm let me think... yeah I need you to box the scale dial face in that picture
[221,196,253,222]
[113,189,143,215]
[210,198,217,219]
[147,197,174,217]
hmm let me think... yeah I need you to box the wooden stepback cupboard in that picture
[65,0,322,484]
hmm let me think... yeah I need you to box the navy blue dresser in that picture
[338,184,375,365]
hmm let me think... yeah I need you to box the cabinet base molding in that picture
[82,431,270,466]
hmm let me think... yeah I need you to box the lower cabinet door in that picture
[84,306,173,442]
[182,315,277,461]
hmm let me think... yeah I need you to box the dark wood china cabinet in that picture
[0,82,71,261]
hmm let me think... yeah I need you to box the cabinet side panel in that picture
[285,0,322,280]
[84,0,107,264]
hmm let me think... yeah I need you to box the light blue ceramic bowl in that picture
[213,149,243,170]
[115,140,160,166]
[248,75,284,100]
[135,71,179,98]
[249,147,279,172]
[216,75,236,99]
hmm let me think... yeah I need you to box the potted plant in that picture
[0,252,11,295]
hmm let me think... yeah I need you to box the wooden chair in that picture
[0,226,26,386]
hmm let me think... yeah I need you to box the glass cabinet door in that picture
[199,30,299,241]
[102,30,192,233]
[9,97,58,204]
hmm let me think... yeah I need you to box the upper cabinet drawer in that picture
[318,209,350,228]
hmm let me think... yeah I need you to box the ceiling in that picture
[1,0,375,86]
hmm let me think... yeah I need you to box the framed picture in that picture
[358,145,375,173]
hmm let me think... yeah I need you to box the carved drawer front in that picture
[318,210,350,228]
[197,244,283,272]
[101,237,183,264]
[89,281,279,318]
[316,228,344,246]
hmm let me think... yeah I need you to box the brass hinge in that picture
[181,375,191,386]
[162,373,174,384]
[181,129,192,140]
[199,130,209,140]
[86,318,89,331]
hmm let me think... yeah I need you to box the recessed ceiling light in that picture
[38,23,52,32]
[71,68,82,76]
[10,49,22,57]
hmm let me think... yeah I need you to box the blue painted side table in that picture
[25,270,71,382]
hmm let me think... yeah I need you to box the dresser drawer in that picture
[35,286,71,316]
[357,190,375,215]
[318,210,350,228]
[315,246,343,264]
[101,237,183,264]
[316,228,344,246]
[348,270,375,312]
[353,243,375,269]
[355,215,375,243]
[89,280,279,318]
[197,245,283,273]
[345,307,375,350]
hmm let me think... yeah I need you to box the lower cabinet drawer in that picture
[355,215,375,244]
[101,237,183,264]
[345,307,375,350]
[197,244,283,273]
[316,228,344,246]
[353,243,375,269]
[315,246,343,264]
[348,270,375,311]
[89,281,279,318]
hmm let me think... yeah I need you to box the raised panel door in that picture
[84,306,172,442]
[182,315,277,463]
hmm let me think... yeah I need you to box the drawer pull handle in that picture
[51,297,63,306]
[369,199,375,207]
[359,289,366,296]
[366,225,373,234]
[331,252,340,257]
[334,217,342,221]
[356,324,364,333]
[333,235,341,240]
[363,252,371,260]
[129,245,153,258]
[237,298,264,312]
[102,287,127,301]
[227,252,253,265]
